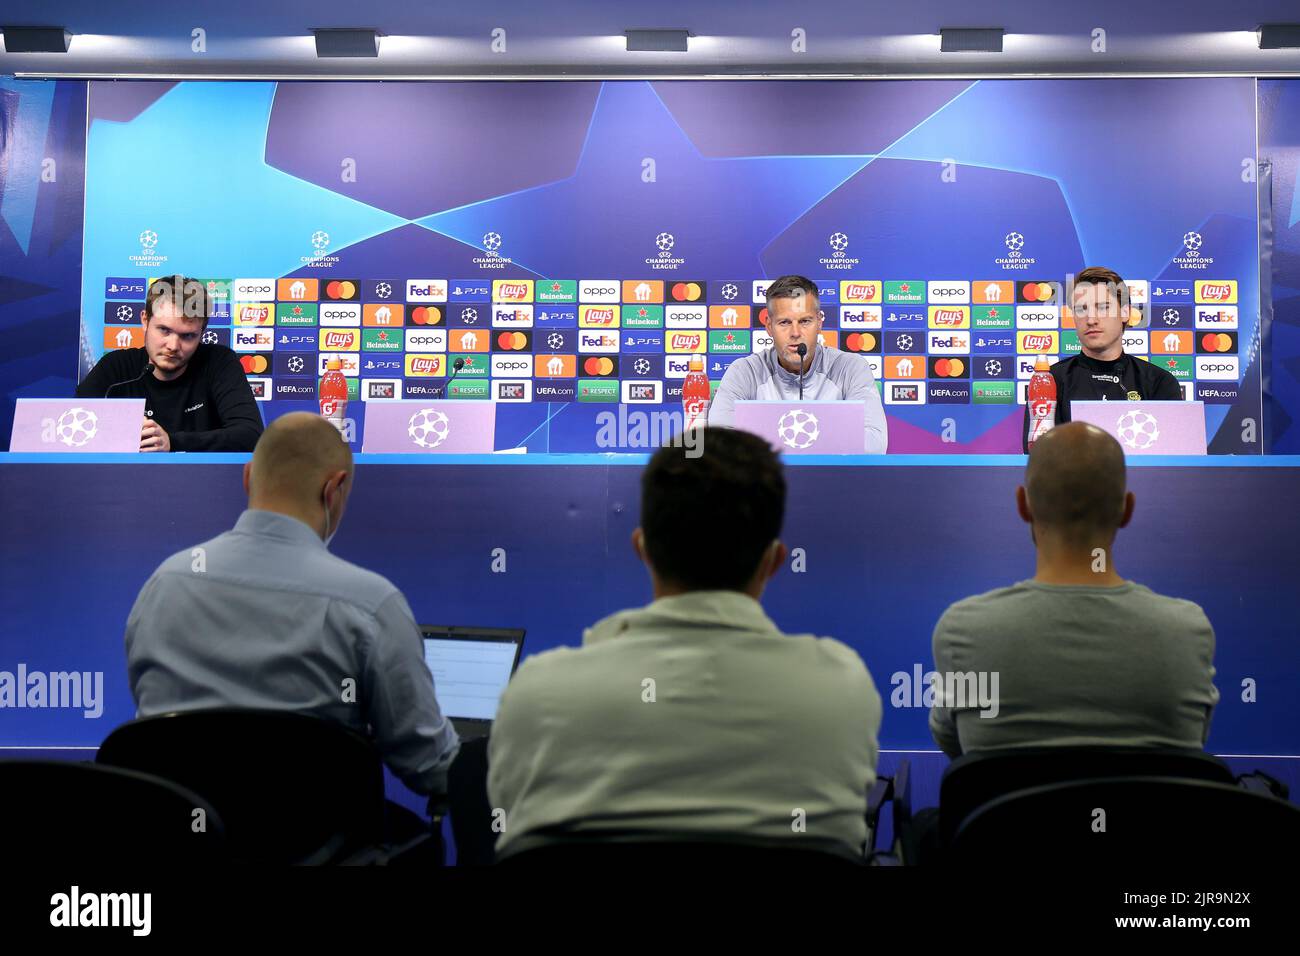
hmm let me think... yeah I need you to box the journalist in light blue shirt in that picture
[125,413,458,794]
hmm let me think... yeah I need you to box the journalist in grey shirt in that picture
[929,580,1218,757]
[708,345,889,454]
[126,509,459,793]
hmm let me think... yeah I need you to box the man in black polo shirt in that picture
[1021,266,1182,452]
[77,275,263,452]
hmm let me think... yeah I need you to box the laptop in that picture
[9,398,146,452]
[1070,400,1207,455]
[732,400,866,455]
[420,626,526,739]
[362,399,496,453]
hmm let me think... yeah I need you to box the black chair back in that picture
[0,759,227,863]
[448,735,496,865]
[939,746,1234,847]
[97,708,386,864]
[497,832,865,868]
[951,776,1300,864]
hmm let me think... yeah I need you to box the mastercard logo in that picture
[844,332,878,352]
[583,356,616,376]
[670,282,704,302]
[497,331,529,350]
[931,358,966,377]
[1020,282,1056,303]
[1200,332,1234,353]
[410,306,443,326]
[239,355,269,374]
[324,280,358,300]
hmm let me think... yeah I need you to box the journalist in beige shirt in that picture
[487,590,882,858]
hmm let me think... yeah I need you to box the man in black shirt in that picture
[1022,266,1182,452]
[76,275,264,452]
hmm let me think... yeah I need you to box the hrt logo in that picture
[364,380,399,400]
[885,382,924,405]
[495,381,532,402]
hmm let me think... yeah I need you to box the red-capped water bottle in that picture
[682,354,710,431]
[319,356,348,433]
[1027,355,1057,450]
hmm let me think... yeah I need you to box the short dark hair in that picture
[144,275,211,329]
[1071,266,1130,310]
[765,274,820,311]
[640,428,786,592]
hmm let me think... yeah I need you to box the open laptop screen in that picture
[420,627,525,721]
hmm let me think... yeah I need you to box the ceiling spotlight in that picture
[624,29,691,53]
[1,26,72,53]
[939,28,1004,53]
[313,28,381,58]
[1258,24,1300,49]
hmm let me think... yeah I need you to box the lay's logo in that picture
[493,280,533,301]
[322,330,360,350]
[1195,280,1237,304]
[928,306,969,328]
[579,306,618,327]
[405,354,446,377]
[234,304,272,326]
[667,332,705,353]
[841,281,881,304]
[1020,333,1055,352]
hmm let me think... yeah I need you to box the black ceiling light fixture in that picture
[1,26,72,53]
[313,28,381,58]
[624,29,691,53]
[939,28,1005,53]
[1258,24,1300,49]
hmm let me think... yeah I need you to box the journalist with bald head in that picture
[929,421,1218,758]
[126,412,459,794]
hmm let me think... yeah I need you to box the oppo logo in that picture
[493,360,531,371]
[930,288,964,297]
[1019,311,1054,321]
[1198,362,1237,372]
[407,335,440,347]
[582,285,617,295]
[322,308,357,320]
[235,282,272,296]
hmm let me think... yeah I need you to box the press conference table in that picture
[2,453,1298,809]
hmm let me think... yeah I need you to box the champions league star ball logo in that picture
[202,330,219,345]
[1116,410,1160,450]
[374,282,393,300]
[482,232,502,253]
[1162,308,1181,326]
[1182,231,1203,253]
[311,231,330,251]
[633,357,651,375]
[408,408,452,449]
[55,407,99,448]
[138,230,158,249]
[546,331,565,351]
[984,358,1003,376]
[655,232,675,253]
[720,283,739,301]
[895,333,915,352]
[287,355,306,373]
[829,232,849,254]
[115,304,135,322]
[776,409,821,450]
[460,307,479,324]
[1004,232,1025,253]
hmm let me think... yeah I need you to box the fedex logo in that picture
[839,306,883,330]
[405,280,447,302]
[579,331,620,353]
[493,305,534,328]
[927,331,971,354]
[232,329,275,352]
[1195,306,1238,329]
[1017,356,1057,379]
[317,353,360,376]
[664,356,694,379]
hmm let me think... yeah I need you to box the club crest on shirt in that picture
[1127,390,1142,401]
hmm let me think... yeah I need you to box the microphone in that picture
[105,362,155,397]
[795,344,807,400]
[437,357,466,399]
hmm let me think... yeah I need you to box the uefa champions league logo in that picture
[1182,231,1202,253]
[655,232,675,253]
[482,232,502,253]
[374,282,393,299]
[408,408,452,449]
[1173,229,1213,270]
[646,231,685,270]
[996,230,1035,270]
[138,230,158,250]
[1116,409,1160,450]
[131,229,168,267]
[895,333,915,352]
[115,304,135,322]
[473,231,511,269]
[311,230,330,251]
[984,358,1003,376]
[461,306,479,324]
[54,407,99,448]
[819,230,859,270]
[776,409,820,450]
[1004,232,1024,254]
[828,232,849,254]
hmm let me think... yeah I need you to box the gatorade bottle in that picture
[319,356,348,433]
[682,355,710,431]
[1027,355,1057,450]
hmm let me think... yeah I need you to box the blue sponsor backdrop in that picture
[2,79,1294,448]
